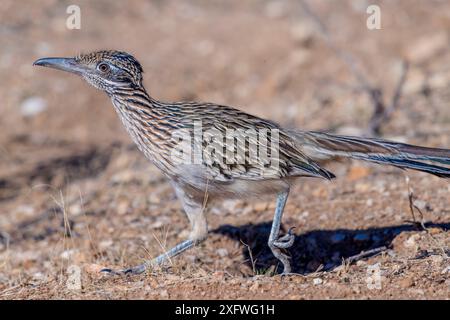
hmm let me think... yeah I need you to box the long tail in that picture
[292,131,450,178]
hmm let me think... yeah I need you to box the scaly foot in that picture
[101,262,149,276]
[268,227,296,274]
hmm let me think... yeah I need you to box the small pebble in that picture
[216,248,229,257]
[441,266,450,274]
[399,277,414,288]
[20,97,47,117]
[60,249,78,260]
[313,278,323,285]
[250,282,260,292]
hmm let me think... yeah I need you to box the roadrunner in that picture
[34,50,450,275]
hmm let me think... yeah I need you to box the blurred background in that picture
[0,0,449,299]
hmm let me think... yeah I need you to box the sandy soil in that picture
[0,0,449,299]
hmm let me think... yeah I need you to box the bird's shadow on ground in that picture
[212,221,450,275]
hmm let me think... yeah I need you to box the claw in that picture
[273,239,294,249]
[122,265,146,275]
[101,268,127,275]
[100,268,124,275]
[272,227,296,249]
[100,264,147,276]
[268,228,295,273]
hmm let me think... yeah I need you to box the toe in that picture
[121,264,146,275]
[100,265,146,276]
[273,234,295,248]
[100,268,123,275]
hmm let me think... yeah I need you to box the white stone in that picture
[313,278,323,285]
[20,97,47,117]
[216,248,229,257]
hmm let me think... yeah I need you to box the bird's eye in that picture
[97,63,110,72]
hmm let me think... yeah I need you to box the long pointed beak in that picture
[33,57,88,75]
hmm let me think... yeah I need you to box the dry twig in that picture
[345,246,388,265]
[299,0,409,135]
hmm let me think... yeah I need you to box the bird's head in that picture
[33,50,144,93]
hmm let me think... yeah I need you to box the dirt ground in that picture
[0,0,449,299]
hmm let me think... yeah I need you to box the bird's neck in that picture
[109,86,176,172]
[109,85,163,119]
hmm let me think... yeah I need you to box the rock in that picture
[216,248,229,257]
[428,227,441,235]
[116,198,129,215]
[441,266,450,274]
[313,278,323,285]
[69,203,83,216]
[66,265,82,291]
[399,277,414,288]
[403,234,419,248]
[249,282,260,292]
[300,211,309,219]
[160,290,169,298]
[347,166,371,181]
[148,193,161,204]
[253,202,268,212]
[60,249,78,260]
[20,97,47,117]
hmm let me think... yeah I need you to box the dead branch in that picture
[345,246,388,264]
[369,61,410,135]
[299,0,409,136]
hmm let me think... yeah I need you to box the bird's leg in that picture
[102,184,208,275]
[105,239,197,275]
[268,190,294,274]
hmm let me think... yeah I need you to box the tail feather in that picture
[292,131,450,178]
